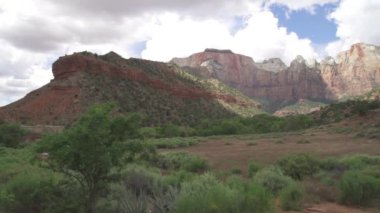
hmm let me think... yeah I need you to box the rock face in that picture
[320,43,380,99]
[171,43,380,103]
[171,50,326,103]
[0,52,263,125]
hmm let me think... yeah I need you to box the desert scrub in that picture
[157,152,209,173]
[248,161,262,178]
[279,182,304,211]
[147,137,202,149]
[174,174,274,213]
[253,166,293,195]
[339,171,380,205]
[277,154,320,180]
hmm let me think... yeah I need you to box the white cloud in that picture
[141,9,317,64]
[232,10,317,63]
[141,13,234,61]
[326,0,380,56]
[0,0,379,107]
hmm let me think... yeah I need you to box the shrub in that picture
[157,152,209,173]
[253,166,293,195]
[174,174,274,213]
[159,124,195,137]
[340,155,380,170]
[0,172,58,213]
[227,175,274,213]
[148,137,201,149]
[121,166,165,196]
[230,168,242,175]
[339,171,380,205]
[173,173,238,213]
[174,182,239,213]
[277,154,320,180]
[248,161,261,178]
[239,181,274,213]
[280,182,304,211]
[139,127,159,138]
[163,170,195,187]
[0,123,26,148]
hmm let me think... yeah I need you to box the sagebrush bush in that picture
[340,155,380,170]
[339,171,380,205]
[277,154,320,180]
[175,174,274,213]
[279,182,304,211]
[248,161,262,178]
[253,166,293,195]
[157,152,209,173]
[121,166,165,196]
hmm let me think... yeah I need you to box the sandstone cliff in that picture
[171,43,380,104]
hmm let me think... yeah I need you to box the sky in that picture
[0,0,380,106]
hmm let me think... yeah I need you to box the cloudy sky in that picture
[0,0,379,106]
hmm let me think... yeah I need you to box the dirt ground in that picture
[167,110,380,173]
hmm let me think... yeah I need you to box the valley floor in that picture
[162,109,380,213]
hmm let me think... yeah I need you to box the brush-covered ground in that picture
[161,109,380,213]
[1,101,380,213]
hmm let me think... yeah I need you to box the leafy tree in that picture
[0,123,26,148]
[40,104,144,213]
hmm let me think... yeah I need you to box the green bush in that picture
[0,172,58,213]
[139,127,159,138]
[230,168,242,175]
[277,154,320,180]
[253,166,293,195]
[159,124,195,137]
[339,171,380,205]
[121,166,165,196]
[174,174,274,213]
[147,137,201,149]
[226,175,274,213]
[248,161,261,178]
[0,123,26,148]
[157,152,209,173]
[340,155,380,170]
[279,182,304,211]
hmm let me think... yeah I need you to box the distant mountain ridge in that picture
[0,43,379,125]
[0,51,263,125]
[171,43,380,105]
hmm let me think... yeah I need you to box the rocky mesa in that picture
[171,43,380,104]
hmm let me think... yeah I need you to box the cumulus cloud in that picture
[233,10,317,63]
[0,0,379,106]
[141,13,234,61]
[326,0,380,56]
[48,0,255,19]
[142,9,317,64]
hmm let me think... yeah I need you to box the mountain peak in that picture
[204,48,233,54]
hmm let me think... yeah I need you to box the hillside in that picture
[0,52,263,126]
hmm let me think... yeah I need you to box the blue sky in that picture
[270,4,338,45]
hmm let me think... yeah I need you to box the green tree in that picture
[0,123,26,148]
[41,104,144,213]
